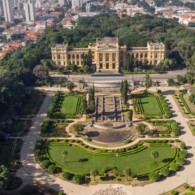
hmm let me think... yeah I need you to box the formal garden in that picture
[187,120,195,136]
[163,183,195,195]
[148,120,180,137]
[41,119,73,137]
[47,91,85,119]
[35,139,187,185]
[133,92,172,119]
[174,91,195,118]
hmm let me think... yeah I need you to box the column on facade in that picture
[109,52,112,70]
[103,53,106,69]
[116,51,119,71]
[96,53,100,71]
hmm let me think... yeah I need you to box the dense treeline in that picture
[1,13,195,110]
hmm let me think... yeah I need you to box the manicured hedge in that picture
[178,92,195,116]
[47,92,84,119]
[149,120,180,136]
[133,92,172,119]
[35,139,186,184]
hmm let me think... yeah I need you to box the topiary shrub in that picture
[159,167,170,177]
[179,150,188,158]
[176,157,185,166]
[171,190,179,195]
[149,172,159,182]
[180,142,186,149]
[48,164,57,174]
[73,175,85,184]
[169,163,179,172]
[38,155,48,162]
[62,171,74,180]
[41,160,52,168]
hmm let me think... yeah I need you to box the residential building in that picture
[2,0,14,22]
[35,0,42,8]
[58,0,65,6]
[23,0,36,22]
[51,37,165,72]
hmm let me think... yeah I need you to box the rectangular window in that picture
[106,53,109,61]
[99,63,103,69]
[112,53,116,61]
[112,63,115,69]
[106,63,109,69]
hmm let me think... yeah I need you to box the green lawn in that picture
[47,143,176,175]
[61,96,80,115]
[135,93,163,116]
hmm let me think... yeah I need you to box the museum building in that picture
[51,37,165,72]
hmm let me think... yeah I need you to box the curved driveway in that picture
[17,88,195,195]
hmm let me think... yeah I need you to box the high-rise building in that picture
[2,0,14,22]
[35,0,42,8]
[86,3,91,13]
[72,0,87,9]
[0,0,4,16]
[58,0,65,6]
[72,0,79,9]
[23,0,35,22]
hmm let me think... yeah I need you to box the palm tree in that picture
[151,150,159,162]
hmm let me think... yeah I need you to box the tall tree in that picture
[88,86,95,113]
[128,109,133,124]
[144,74,152,91]
[120,80,128,105]
[66,81,75,92]
[151,150,159,162]
[62,151,68,162]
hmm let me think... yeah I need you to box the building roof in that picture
[96,37,119,44]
